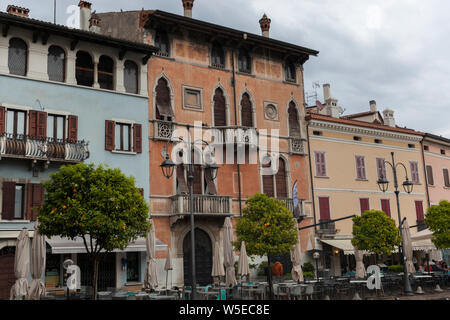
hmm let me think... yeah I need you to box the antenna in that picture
[54,0,56,24]
[305,81,320,107]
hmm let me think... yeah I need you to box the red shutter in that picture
[381,199,391,217]
[214,88,227,127]
[37,112,47,139]
[275,159,288,198]
[67,115,78,143]
[318,197,330,221]
[410,162,419,184]
[133,123,142,153]
[26,184,44,221]
[0,107,5,135]
[360,198,370,214]
[1,182,16,220]
[262,161,275,197]
[415,201,424,221]
[105,120,115,151]
[28,110,38,137]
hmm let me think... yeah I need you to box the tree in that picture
[351,210,401,256]
[425,200,450,249]
[234,193,298,298]
[38,163,151,299]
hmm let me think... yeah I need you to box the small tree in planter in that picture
[425,200,450,250]
[234,193,298,299]
[38,163,151,299]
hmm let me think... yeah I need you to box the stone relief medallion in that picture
[264,103,279,121]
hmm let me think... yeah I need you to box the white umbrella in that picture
[223,218,237,287]
[144,223,158,290]
[290,219,304,282]
[211,241,225,282]
[28,222,46,300]
[10,228,30,300]
[401,220,416,274]
[237,241,250,280]
[164,248,173,291]
[354,246,366,279]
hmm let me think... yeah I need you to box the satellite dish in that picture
[63,259,74,270]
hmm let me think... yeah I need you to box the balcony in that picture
[317,220,337,235]
[0,134,90,163]
[279,198,306,218]
[417,220,427,232]
[289,138,306,155]
[153,120,175,141]
[211,126,258,147]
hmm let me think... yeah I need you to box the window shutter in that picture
[318,197,330,221]
[360,198,370,214]
[213,88,227,127]
[105,120,115,151]
[381,199,391,217]
[288,102,300,137]
[0,107,5,135]
[415,201,424,221]
[315,152,326,177]
[1,182,16,220]
[133,123,142,153]
[204,168,217,195]
[356,156,363,179]
[241,93,253,127]
[426,166,434,185]
[410,162,419,183]
[262,161,275,197]
[37,112,47,139]
[176,165,189,194]
[67,115,78,143]
[275,159,288,198]
[444,168,450,187]
[26,184,44,221]
[376,158,386,180]
[29,110,38,137]
[192,165,203,195]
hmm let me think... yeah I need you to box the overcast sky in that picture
[2,0,449,137]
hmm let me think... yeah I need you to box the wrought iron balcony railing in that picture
[317,220,337,235]
[170,194,232,216]
[153,120,175,141]
[0,134,90,163]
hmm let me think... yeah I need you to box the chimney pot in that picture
[78,1,92,10]
[259,13,271,37]
[370,100,377,112]
[182,0,194,18]
[6,5,30,18]
[323,83,331,101]
[78,1,92,31]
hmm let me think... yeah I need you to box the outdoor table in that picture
[200,290,221,300]
[241,287,260,300]
[413,275,432,279]
[149,295,177,300]
[278,283,298,300]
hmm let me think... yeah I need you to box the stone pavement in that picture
[369,290,450,300]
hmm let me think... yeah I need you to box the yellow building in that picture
[305,84,427,276]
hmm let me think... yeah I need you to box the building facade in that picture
[0,3,160,298]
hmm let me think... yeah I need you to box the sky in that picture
[2,0,449,137]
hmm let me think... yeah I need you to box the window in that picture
[213,88,227,127]
[423,145,429,151]
[314,151,327,177]
[13,184,24,220]
[374,139,382,144]
[415,201,426,231]
[1,182,40,221]
[47,114,65,141]
[355,156,366,180]
[126,252,140,282]
[124,60,138,94]
[48,45,66,82]
[6,109,26,137]
[410,161,420,184]
[318,197,331,221]
[115,123,131,152]
[240,93,253,127]
[183,86,203,111]
[261,157,288,198]
[313,131,322,136]
[155,78,173,121]
[408,144,415,149]
[98,55,114,90]
[426,165,434,185]
[381,199,391,217]
[238,48,251,73]
[8,38,27,76]
[285,61,296,82]
[441,149,446,155]
[376,158,387,180]
[154,30,170,57]
[211,42,225,69]
[76,51,94,87]
[360,198,370,214]
[105,120,142,153]
[353,136,362,141]
[443,168,450,187]
[288,102,300,137]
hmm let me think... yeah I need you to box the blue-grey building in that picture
[0,4,164,297]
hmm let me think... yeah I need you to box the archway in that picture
[183,228,213,286]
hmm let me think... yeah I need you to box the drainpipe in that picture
[306,120,317,232]
[231,47,242,216]
[420,138,431,208]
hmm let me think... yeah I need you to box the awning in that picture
[320,239,355,255]
[46,236,168,254]
[412,239,437,251]
[410,228,432,241]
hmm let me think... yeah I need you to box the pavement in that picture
[369,289,450,300]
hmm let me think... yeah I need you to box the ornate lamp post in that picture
[160,125,219,300]
[313,251,320,280]
[377,152,414,296]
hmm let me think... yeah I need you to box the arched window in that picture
[8,38,27,76]
[238,48,251,73]
[98,55,114,90]
[124,60,138,94]
[288,101,300,137]
[211,42,225,69]
[154,30,170,57]
[241,93,253,127]
[75,51,94,87]
[285,61,296,82]
[262,157,288,198]
[48,45,66,82]
[213,88,227,127]
[155,77,173,121]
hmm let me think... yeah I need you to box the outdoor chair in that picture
[304,285,314,300]
[272,284,288,300]
[289,285,303,300]
[231,285,242,300]
[335,281,351,300]
[253,283,266,300]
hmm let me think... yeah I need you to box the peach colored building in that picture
[98,1,318,286]
[306,85,429,276]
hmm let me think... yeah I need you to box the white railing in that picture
[170,194,232,215]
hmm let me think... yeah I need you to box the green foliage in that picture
[425,200,450,249]
[256,261,274,277]
[302,262,315,273]
[388,264,404,273]
[351,210,401,255]
[303,272,315,279]
[234,193,298,257]
[38,163,151,253]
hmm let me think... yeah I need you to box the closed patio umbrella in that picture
[354,246,366,279]
[164,248,173,291]
[28,221,46,300]
[10,228,30,300]
[290,219,304,283]
[211,241,225,283]
[144,223,158,290]
[401,219,416,274]
[223,217,237,287]
[237,241,250,280]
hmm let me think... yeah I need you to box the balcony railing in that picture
[289,138,306,155]
[154,120,175,141]
[317,220,337,235]
[170,194,232,216]
[0,134,89,163]
[211,126,258,146]
[278,198,306,217]
[417,220,427,232]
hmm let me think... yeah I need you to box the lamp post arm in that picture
[395,162,410,180]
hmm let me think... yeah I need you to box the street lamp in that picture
[313,251,320,280]
[159,126,219,300]
[377,152,414,296]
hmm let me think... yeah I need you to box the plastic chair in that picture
[304,285,314,300]
[290,285,303,300]
[216,289,226,300]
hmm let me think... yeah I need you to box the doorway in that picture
[183,228,213,286]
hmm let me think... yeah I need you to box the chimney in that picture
[6,5,30,18]
[370,100,377,112]
[89,12,101,33]
[259,14,271,37]
[78,1,92,31]
[383,109,396,127]
[182,0,194,18]
[323,84,331,101]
